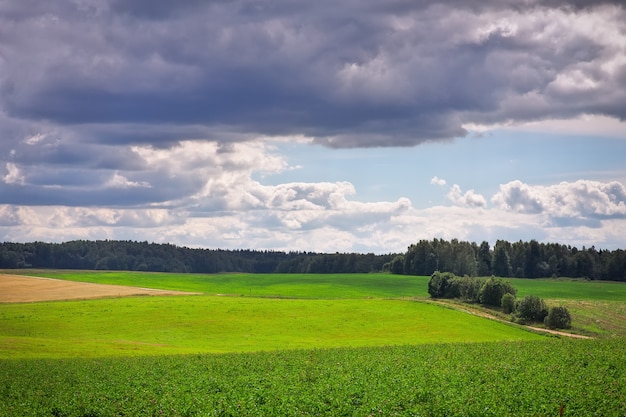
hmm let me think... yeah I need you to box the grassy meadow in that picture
[13,270,430,298]
[0,295,546,359]
[14,269,626,300]
[511,276,626,301]
[1,270,625,416]
[9,270,626,338]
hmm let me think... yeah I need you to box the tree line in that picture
[0,238,625,280]
[0,240,393,274]
[392,238,626,281]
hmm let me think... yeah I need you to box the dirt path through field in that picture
[0,274,201,303]
[427,299,592,339]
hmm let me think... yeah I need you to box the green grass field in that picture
[12,269,626,301]
[11,270,430,298]
[511,276,626,301]
[0,295,546,359]
[3,270,626,351]
[1,270,625,416]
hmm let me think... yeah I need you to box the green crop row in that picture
[1,338,624,417]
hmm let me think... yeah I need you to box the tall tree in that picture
[492,240,511,277]
[477,241,492,276]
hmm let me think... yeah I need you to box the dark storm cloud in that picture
[0,169,196,207]
[1,0,624,151]
[109,0,214,19]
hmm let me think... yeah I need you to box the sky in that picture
[1,0,626,254]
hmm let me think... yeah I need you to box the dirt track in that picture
[427,299,592,339]
[0,274,201,303]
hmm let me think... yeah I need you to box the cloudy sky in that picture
[1,0,625,253]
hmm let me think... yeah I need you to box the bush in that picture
[479,276,517,307]
[545,306,572,329]
[501,293,516,314]
[516,295,548,323]
[427,271,444,298]
[459,276,483,303]
[443,276,461,299]
[427,271,460,298]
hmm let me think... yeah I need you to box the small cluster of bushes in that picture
[427,272,516,306]
[544,305,572,330]
[427,271,571,329]
[515,295,572,329]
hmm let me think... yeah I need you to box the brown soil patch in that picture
[0,274,201,303]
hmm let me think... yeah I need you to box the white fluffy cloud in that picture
[1,133,624,252]
[0,140,416,252]
[3,169,625,252]
[447,184,487,208]
[492,179,626,219]
[430,176,447,186]
[106,172,151,189]
[3,163,24,185]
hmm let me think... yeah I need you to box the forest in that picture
[0,240,392,274]
[394,238,626,281]
[0,238,625,281]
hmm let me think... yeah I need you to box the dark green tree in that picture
[606,249,626,281]
[545,306,571,329]
[501,293,516,314]
[427,271,459,298]
[478,276,517,307]
[477,241,492,276]
[492,241,511,277]
[404,240,438,275]
[390,255,405,274]
[459,276,483,303]
[526,239,542,278]
[516,295,548,323]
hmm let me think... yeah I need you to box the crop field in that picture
[1,339,624,416]
[1,270,625,416]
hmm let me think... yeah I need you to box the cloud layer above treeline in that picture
[1,1,625,252]
[2,0,625,150]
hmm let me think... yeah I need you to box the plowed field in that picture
[0,274,200,303]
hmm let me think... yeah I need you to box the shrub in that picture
[444,276,462,299]
[459,276,483,303]
[501,293,516,314]
[545,306,572,329]
[516,295,548,323]
[479,276,517,307]
[427,271,460,298]
[428,271,445,298]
